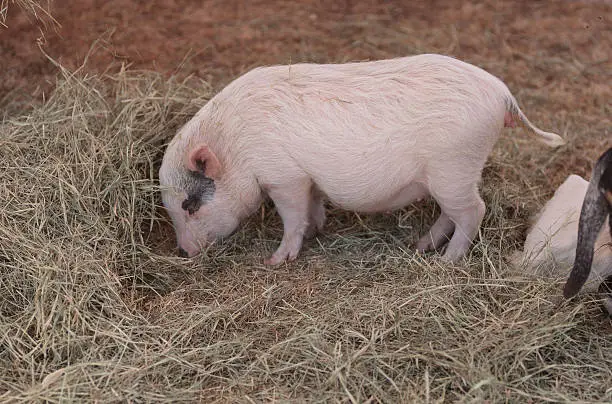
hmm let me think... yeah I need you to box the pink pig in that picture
[159,53,565,265]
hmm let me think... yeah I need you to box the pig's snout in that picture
[177,244,201,258]
[176,237,202,258]
[176,226,204,258]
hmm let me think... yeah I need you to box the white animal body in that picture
[512,174,612,313]
[562,147,612,300]
[159,53,565,265]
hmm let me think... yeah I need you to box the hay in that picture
[0,0,57,30]
[1,58,611,402]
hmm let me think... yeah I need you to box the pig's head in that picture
[159,133,256,258]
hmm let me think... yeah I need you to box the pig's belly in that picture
[326,182,429,213]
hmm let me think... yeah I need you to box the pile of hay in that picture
[1,61,610,402]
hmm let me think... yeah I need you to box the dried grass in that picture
[0,0,57,30]
[1,54,611,402]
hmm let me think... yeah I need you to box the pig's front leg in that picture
[305,185,326,239]
[264,179,312,266]
[415,212,455,253]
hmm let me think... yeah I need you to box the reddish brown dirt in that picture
[2,0,610,109]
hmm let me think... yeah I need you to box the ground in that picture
[1,0,611,402]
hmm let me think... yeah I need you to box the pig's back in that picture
[214,54,513,210]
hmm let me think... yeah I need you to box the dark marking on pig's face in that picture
[180,170,216,215]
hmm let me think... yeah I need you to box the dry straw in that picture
[0,57,611,403]
[0,0,58,31]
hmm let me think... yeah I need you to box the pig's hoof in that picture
[265,248,301,265]
[264,256,284,266]
[415,237,435,253]
[439,250,464,264]
[264,253,297,266]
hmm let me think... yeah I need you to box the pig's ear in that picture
[185,144,222,180]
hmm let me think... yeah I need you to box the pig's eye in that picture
[181,195,201,215]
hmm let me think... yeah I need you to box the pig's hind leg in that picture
[430,183,486,263]
[264,179,313,266]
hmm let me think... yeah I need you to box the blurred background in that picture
[2,1,609,107]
